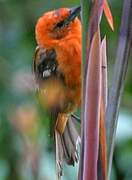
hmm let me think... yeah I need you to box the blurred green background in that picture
[0,0,131,180]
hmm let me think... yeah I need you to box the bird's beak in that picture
[69,6,81,21]
[64,6,81,26]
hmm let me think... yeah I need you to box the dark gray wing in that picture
[33,47,64,85]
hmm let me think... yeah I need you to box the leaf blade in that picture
[83,29,102,180]
[103,0,114,31]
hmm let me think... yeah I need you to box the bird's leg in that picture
[55,113,69,134]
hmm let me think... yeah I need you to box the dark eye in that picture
[56,20,65,28]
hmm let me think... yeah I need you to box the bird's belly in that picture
[38,77,80,113]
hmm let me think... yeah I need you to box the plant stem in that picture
[106,0,132,179]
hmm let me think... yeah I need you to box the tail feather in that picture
[55,130,64,179]
[62,122,78,165]
[67,117,80,148]
[55,116,80,179]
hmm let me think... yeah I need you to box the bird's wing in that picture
[33,46,64,86]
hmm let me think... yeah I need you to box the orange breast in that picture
[55,36,81,110]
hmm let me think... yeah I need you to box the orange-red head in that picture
[35,6,81,48]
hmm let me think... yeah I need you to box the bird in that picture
[33,6,81,178]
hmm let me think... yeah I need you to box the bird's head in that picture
[35,6,81,48]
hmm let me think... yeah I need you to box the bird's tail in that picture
[55,115,80,179]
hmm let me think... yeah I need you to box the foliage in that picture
[0,0,131,180]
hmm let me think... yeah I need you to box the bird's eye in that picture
[56,20,65,28]
[55,19,69,29]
